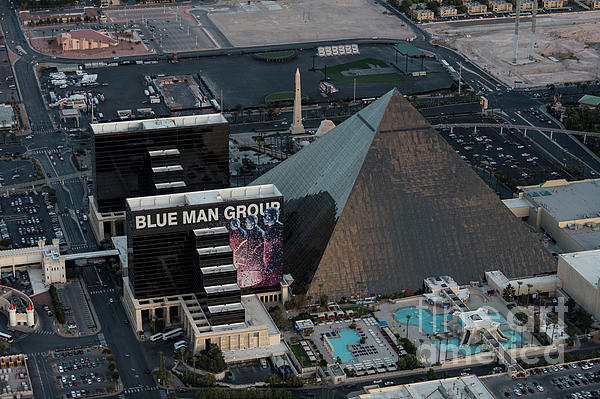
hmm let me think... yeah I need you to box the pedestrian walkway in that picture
[122,385,160,394]
[89,288,115,295]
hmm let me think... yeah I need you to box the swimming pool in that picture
[327,328,360,363]
[395,307,452,335]
[434,330,523,356]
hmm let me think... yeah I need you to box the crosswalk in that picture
[122,385,160,394]
[25,351,47,357]
[34,330,55,335]
[89,288,115,295]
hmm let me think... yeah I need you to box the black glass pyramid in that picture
[252,89,555,300]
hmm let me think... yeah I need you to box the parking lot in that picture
[58,281,96,336]
[0,192,62,250]
[483,360,600,398]
[0,159,37,186]
[51,347,116,399]
[439,116,564,190]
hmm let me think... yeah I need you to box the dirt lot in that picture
[208,0,415,46]
[425,12,600,87]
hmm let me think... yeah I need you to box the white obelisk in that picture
[290,67,305,134]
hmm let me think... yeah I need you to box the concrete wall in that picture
[557,256,600,320]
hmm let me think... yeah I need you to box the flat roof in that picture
[204,283,240,295]
[194,226,229,237]
[200,264,236,274]
[522,179,600,222]
[127,184,282,211]
[502,198,533,209]
[154,181,186,190]
[579,95,600,106]
[354,376,494,399]
[197,245,231,256]
[242,294,279,335]
[152,165,183,173]
[148,149,180,157]
[560,250,600,288]
[393,42,425,57]
[90,113,227,135]
[208,302,244,314]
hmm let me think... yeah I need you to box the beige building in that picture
[410,4,435,21]
[19,7,98,25]
[439,5,458,16]
[490,0,513,11]
[89,195,125,242]
[466,2,488,13]
[588,0,600,8]
[0,239,65,285]
[519,0,534,10]
[503,179,600,253]
[57,29,118,51]
[0,354,33,398]
[543,0,564,7]
[485,270,561,296]
[558,250,600,321]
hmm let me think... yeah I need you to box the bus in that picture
[162,328,183,341]
[0,332,13,343]
[150,333,163,342]
[173,340,186,352]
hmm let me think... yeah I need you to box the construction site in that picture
[426,12,600,87]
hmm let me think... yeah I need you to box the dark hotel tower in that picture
[91,114,229,215]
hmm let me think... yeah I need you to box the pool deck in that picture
[312,317,399,369]
[374,286,541,366]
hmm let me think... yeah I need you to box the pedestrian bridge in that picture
[432,123,600,139]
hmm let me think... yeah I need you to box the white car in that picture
[373,379,382,384]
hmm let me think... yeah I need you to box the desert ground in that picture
[207,0,415,46]
[425,12,600,87]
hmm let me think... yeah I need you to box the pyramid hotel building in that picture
[105,90,554,356]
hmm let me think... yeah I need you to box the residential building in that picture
[410,4,435,21]
[587,0,600,8]
[466,2,488,13]
[57,29,118,51]
[519,0,534,10]
[490,0,513,11]
[439,5,458,16]
[543,0,564,7]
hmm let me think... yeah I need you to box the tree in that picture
[427,368,436,380]
[112,371,119,382]
[265,373,281,386]
[198,373,216,387]
[406,314,412,338]
[320,294,328,308]
[502,284,516,302]
[566,297,577,312]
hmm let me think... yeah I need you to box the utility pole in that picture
[353,78,356,104]
[513,0,521,64]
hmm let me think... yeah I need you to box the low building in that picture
[578,94,600,110]
[0,239,66,287]
[0,354,33,398]
[439,5,458,16]
[347,375,495,399]
[466,2,488,13]
[57,29,118,51]
[503,179,600,252]
[410,4,435,21]
[558,250,600,321]
[100,0,121,5]
[19,7,97,26]
[587,0,600,8]
[0,104,15,130]
[543,0,564,7]
[485,270,561,296]
[490,0,513,11]
[519,0,534,9]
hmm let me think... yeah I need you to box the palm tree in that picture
[517,281,523,304]
[406,314,412,339]
[526,284,533,306]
